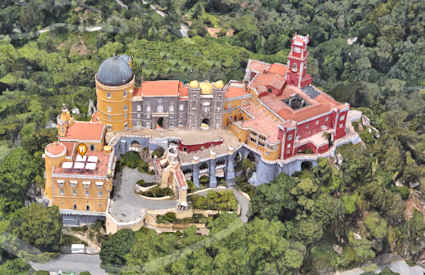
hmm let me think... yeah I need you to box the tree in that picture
[100,229,135,271]
[250,173,298,221]
[7,204,62,252]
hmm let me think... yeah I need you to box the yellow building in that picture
[95,55,134,132]
[43,106,115,213]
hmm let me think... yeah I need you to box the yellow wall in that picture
[44,154,66,200]
[51,177,112,212]
[96,76,134,132]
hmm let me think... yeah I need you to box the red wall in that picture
[296,112,336,140]
[295,143,317,154]
[283,128,296,159]
[335,110,348,139]
[179,139,223,154]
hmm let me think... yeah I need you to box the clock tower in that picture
[286,34,312,88]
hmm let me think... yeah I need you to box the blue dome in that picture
[97,55,133,86]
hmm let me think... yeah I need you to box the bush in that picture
[235,179,255,199]
[120,151,142,169]
[139,186,173,197]
[151,147,165,158]
[137,160,150,173]
[80,272,92,275]
[136,179,157,188]
[156,212,177,224]
[35,271,49,275]
[394,185,410,200]
[190,190,238,211]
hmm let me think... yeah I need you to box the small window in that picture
[107,106,112,113]
[258,142,265,147]
[86,205,90,211]
[107,114,111,121]
[339,123,344,128]
[315,120,319,125]
[60,189,64,195]
[146,105,151,112]
[157,105,163,113]
[106,124,112,131]
[137,105,142,112]
[306,124,309,129]
[106,93,112,99]
[73,204,77,210]
[292,63,298,72]
[169,105,174,112]
[73,190,77,196]
[179,104,184,111]
[339,115,345,121]
[123,90,127,97]
[124,122,128,130]
[294,47,302,53]
[287,143,291,149]
[287,134,293,141]
[250,137,256,143]
[137,113,141,118]
[85,191,89,196]
[124,113,128,119]
[90,145,95,151]
[98,191,103,197]
[124,105,128,112]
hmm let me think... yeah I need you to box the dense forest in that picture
[0,0,425,274]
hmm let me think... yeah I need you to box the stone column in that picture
[120,139,127,155]
[209,151,217,188]
[192,156,200,188]
[225,146,235,186]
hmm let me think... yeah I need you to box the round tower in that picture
[44,142,67,199]
[95,55,135,132]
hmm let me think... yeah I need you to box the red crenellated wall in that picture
[178,139,223,154]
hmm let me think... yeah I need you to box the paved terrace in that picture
[107,128,242,163]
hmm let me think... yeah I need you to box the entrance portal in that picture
[157,117,164,128]
[201,118,209,130]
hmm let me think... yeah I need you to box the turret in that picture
[286,33,313,88]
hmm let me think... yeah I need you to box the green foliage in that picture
[0,258,31,275]
[79,272,92,275]
[156,212,177,224]
[364,212,388,240]
[119,151,142,169]
[7,204,62,252]
[151,147,165,158]
[139,186,173,198]
[189,190,238,211]
[34,271,49,275]
[100,229,135,271]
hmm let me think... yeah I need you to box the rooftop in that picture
[225,82,249,98]
[52,150,113,178]
[140,80,180,97]
[45,142,66,156]
[59,121,105,142]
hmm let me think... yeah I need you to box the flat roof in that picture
[141,80,180,97]
[53,151,113,178]
[59,121,105,142]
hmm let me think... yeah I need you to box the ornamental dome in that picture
[200,81,213,95]
[189,80,199,88]
[214,80,224,89]
[97,55,134,86]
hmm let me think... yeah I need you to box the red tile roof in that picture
[59,121,105,142]
[133,87,142,97]
[252,72,286,91]
[269,63,287,76]
[225,85,248,98]
[241,102,281,143]
[178,81,188,98]
[141,80,180,97]
[46,142,66,155]
[249,60,270,73]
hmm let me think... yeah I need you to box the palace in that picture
[43,34,360,227]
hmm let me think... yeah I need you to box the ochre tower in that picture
[95,55,134,132]
[44,142,67,199]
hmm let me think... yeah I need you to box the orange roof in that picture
[178,81,188,98]
[252,72,286,91]
[59,121,105,142]
[241,102,281,143]
[62,141,76,156]
[249,60,270,73]
[269,63,287,76]
[141,80,180,97]
[225,85,248,98]
[46,142,66,155]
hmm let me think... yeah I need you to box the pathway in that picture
[30,254,105,275]
[109,167,177,223]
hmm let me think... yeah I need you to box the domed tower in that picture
[44,142,67,199]
[95,55,135,132]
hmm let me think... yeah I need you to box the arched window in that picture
[124,105,128,112]
[107,106,112,113]
[123,90,127,97]
[157,104,163,113]
[106,93,112,99]
[86,205,90,211]
[73,204,77,210]
[292,63,298,72]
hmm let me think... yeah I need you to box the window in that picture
[250,137,256,143]
[339,123,343,128]
[60,189,64,195]
[73,204,77,210]
[169,104,174,112]
[294,47,301,53]
[146,105,151,112]
[98,191,103,197]
[316,120,319,125]
[106,124,112,131]
[124,113,128,119]
[292,63,298,72]
[107,114,111,121]
[124,105,128,112]
[86,205,90,211]
[124,122,128,130]
[90,145,95,151]
[157,104,163,113]
[325,117,329,122]
[306,124,310,129]
[137,104,142,112]
[287,144,291,149]
[107,106,112,113]
[287,134,293,141]
[71,180,77,188]
[106,93,111,99]
[258,142,265,147]
[339,115,345,121]
[179,104,184,111]
[137,113,141,118]
[123,90,127,97]
[85,190,89,196]
[72,190,77,196]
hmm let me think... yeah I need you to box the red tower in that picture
[286,34,312,88]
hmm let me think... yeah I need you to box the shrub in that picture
[139,186,173,197]
[156,212,177,224]
[394,185,410,200]
[190,190,238,211]
[35,271,49,275]
[137,160,150,173]
[136,179,156,188]
[120,151,142,169]
[151,147,165,158]
[80,272,92,275]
